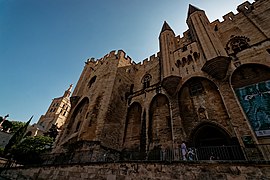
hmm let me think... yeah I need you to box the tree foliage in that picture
[0,117,26,133]
[13,136,53,154]
[10,121,26,133]
[4,117,32,155]
[12,136,53,164]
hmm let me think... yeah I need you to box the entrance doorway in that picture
[192,123,231,147]
[190,123,244,160]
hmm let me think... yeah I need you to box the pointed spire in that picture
[63,84,73,97]
[67,84,73,92]
[160,21,173,33]
[187,4,203,18]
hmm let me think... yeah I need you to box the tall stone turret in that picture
[159,21,177,79]
[187,5,230,79]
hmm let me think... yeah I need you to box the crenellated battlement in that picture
[133,52,160,68]
[210,0,256,27]
[237,1,253,14]
[55,0,270,157]
[85,58,96,66]
[175,30,193,49]
[84,50,134,70]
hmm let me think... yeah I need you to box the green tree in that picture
[10,121,26,133]
[12,136,53,164]
[4,117,32,155]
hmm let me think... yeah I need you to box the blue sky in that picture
[0,0,253,123]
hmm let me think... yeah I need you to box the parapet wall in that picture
[85,50,133,69]
[134,52,160,68]
[210,0,264,28]
[1,162,270,180]
[83,49,161,77]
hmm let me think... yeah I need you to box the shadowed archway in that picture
[123,102,143,150]
[148,94,172,147]
[67,97,89,134]
[178,77,230,137]
[190,123,231,147]
[189,123,245,160]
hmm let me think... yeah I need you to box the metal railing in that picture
[1,144,270,167]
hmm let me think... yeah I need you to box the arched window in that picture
[193,52,199,61]
[182,57,187,67]
[175,60,181,68]
[226,36,250,55]
[88,76,97,88]
[141,74,152,89]
[188,79,204,96]
[187,55,193,64]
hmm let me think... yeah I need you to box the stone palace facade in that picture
[54,0,270,154]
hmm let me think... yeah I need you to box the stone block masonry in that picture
[50,0,270,167]
[1,162,270,180]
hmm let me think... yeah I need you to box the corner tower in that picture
[187,5,230,79]
[159,21,177,79]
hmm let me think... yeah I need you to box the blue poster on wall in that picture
[235,80,270,137]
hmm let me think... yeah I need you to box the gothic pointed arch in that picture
[141,74,152,89]
[190,122,232,147]
[178,77,230,138]
[231,64,270,137]
[149,94,172,146]
[226,35,250,55]
[67,97,89,134]
[123,102,142,150]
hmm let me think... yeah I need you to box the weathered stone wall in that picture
[1,162,270,180]
[133,55,160,93]
[100,62,134,150]
[53,0,270,154]
[213,0,270,48]
[57,50,132,149]
[124,102,142,150]
[179,78,231,139]
[149,94,172,147]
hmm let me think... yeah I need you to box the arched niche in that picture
[190,123,231,147]
[67,97,89,134]
[231,64,270,137]
[88,76,97,88]
[178,77,229,136]
[123,102,142,150]
[189,123,245,160]
[149,94,172,146]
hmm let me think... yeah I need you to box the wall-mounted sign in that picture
[235,80,270,137]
